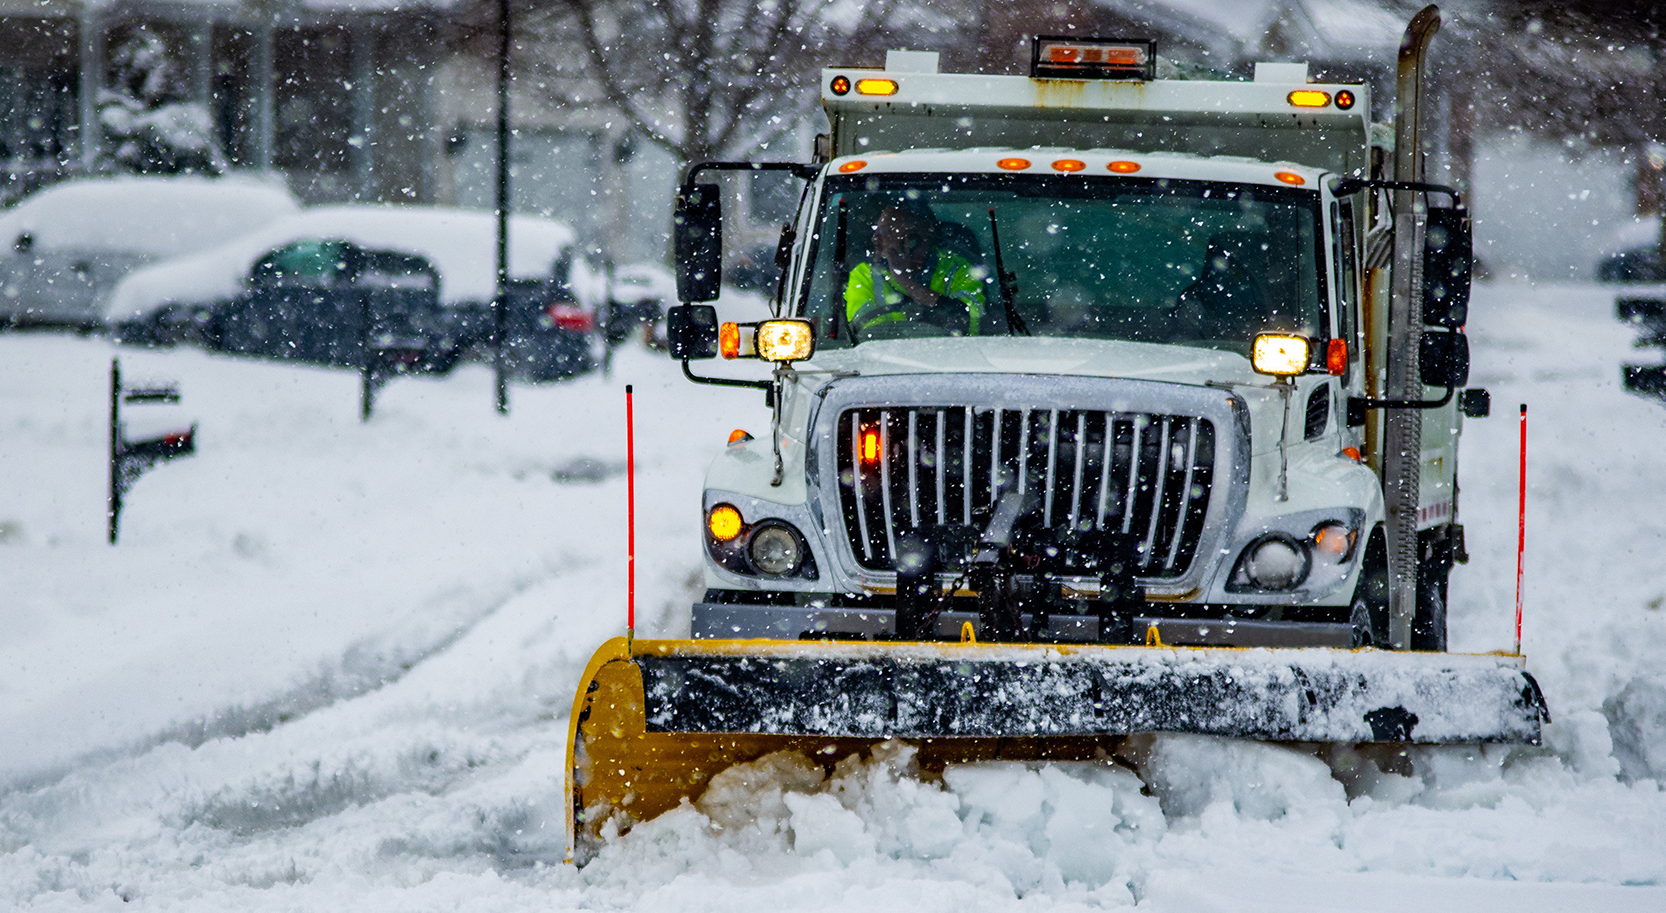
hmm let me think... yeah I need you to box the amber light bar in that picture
[1031,35,1156,81]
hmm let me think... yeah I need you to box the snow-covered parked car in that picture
[107,205,607,380]
[605,262,676,348]
[1596,216,1664,283]
[0,175,299,329]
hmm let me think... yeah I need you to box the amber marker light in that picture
[755,319,815,362]
[1288,89,1331,108]
[1342,446,1362,461]
[1274,171,1306,186]
[855,78,898,96]
[719,321,741,358]
[859,425,881,464]
[997,157,1032,170]
[838,159,867,173]
[708,504,743,541]
[1051,159,1086,172]
[1326,338,1348,375]
[1107,160,1141,173]
[830,75,851,96]
[1334,89,1356,110]
[1251,333,1311,376]
[727,429,754,447]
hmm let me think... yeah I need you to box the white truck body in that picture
[685,52,1464,648]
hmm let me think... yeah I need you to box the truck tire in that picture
[1349,528,1389,648]
[1412,526,1453,651]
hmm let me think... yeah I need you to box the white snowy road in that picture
[2,281,1665,911]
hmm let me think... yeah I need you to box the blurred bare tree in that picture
[1456,1,1666,266]
[516,0,971,164]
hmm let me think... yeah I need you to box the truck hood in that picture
[804,335,1266,389]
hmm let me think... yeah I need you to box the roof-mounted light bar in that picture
[1031,36,1156,81]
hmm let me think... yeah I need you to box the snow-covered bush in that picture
[98,27,224,176]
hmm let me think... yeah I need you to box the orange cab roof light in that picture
[1031,36,1156,81]
[1274,171,1306,186]
[1052,159,1086,172]
[997,157,1031,171]
[1108,160,1141,173]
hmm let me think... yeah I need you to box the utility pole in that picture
[493,0,511,414]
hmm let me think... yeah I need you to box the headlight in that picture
[748,525,803,576]
[1251,333,1311,376]
[755,319,815,362]
[1241,536,1310,590]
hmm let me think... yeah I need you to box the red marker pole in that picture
[1515,403,1527,655]
[626,385,637,650]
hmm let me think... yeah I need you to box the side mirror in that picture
[674,185,722,302]
[1423,205,1471,328]
[667,304,718,360]
[1419,330,1470,388]
[1458,387,1490,418]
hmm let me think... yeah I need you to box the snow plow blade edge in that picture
[566,637,1546,861]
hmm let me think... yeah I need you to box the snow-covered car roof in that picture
[0,175,299,258]
[826,149,1328,190]
[107,205,584,321]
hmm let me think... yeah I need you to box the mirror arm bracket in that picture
[681,357,773,391]
[1347,386,1455,425]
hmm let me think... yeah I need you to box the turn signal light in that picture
[708,504,743,541]
[855,78,898,96]
[1326,338,1348,375]
[1287,90,1331,108]
[1252,333,1311,376]
[719,321,741,358]
[756,319,815,362]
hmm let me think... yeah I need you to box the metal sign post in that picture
[492,0,512,415]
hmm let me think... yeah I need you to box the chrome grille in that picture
[836,406,1215,578]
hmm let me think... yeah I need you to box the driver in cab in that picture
[844,202,986,337]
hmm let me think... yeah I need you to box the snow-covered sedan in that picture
[0,175,299,329]
[107,205,607,379]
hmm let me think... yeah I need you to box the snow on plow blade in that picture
[566,637,1547,859]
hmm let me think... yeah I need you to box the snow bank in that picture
[0,175,297,257]
[105,205,584,320]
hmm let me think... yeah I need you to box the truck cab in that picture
[669,40,1475,651]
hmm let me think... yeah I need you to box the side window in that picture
[1332,200,1360,383]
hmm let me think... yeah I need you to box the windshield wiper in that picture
[987,209,1030,336]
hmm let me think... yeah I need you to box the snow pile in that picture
[586,743,1159,902]
[105,205,591,321]
[0,175,297,257]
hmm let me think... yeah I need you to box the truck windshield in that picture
[801,173,1326,356]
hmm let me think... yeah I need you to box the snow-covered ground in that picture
[2,280,1665,911]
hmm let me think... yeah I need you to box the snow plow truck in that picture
[567,4,1548,861]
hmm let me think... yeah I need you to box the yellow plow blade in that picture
[566,637,1547,861]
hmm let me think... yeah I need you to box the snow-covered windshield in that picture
[800,174,1326,357]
